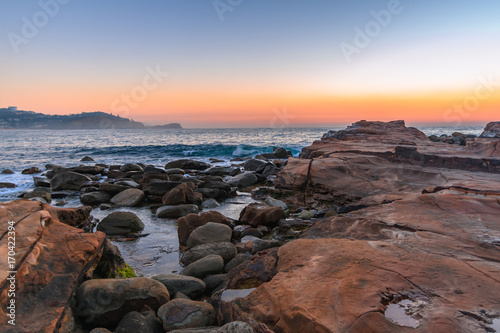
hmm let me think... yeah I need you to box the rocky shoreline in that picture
[1,120,500,332]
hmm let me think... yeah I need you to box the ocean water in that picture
[0,125,485,201]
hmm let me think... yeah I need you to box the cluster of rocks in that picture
[12,148,292,219]
[428,132,477,145]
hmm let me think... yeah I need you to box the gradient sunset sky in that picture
[1,0,499,128]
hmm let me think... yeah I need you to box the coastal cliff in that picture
[217,120,500,332]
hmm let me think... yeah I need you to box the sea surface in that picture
[0,126,484,202]
[0,125,485,276]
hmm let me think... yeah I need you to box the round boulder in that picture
[181,242,237,266]
[157,298,215,332]
[97,211,144,235]
[111,188,145,207]
[186,222,232,249]
[75,278,169,328]
[152,274,206,298]
[156,204,199,219]
[80,191,111,206]
[180,255,224,279]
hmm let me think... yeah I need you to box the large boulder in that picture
[152,274,206,298]
[227,172,258,188]
[177,211,232,247]
[121,163,144,172]
[244,159,267,171]
[186,222,233,249]
[97,211,144,235]
[182,242,237,266]
[180,255,224,279]
[238,203,286,228]
[75,278,170,328]
[146,181,182,196]
[165,159,211,171]
[197,176,232,191]
[50,171,92,190]
[264,196,288,211]
[114,309,163,333]
[0,182,16,188]
[255,163,279,178]
[110,188,145,207]
[80,191,111,206]
[479,121,500,138]
[156,204,199,219]
[157,299,215,332]
[0,201,106,333]
[22,166,42,174]
[162,182,202,205]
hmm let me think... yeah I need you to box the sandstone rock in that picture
[225,248,279,289]
[238,203,285,228]
[186,222,233,249]
[0,169,14,174]
[80,191,111,206]
[0,200,106,332]
[115,310,163,333]
[165,159,211,171]
[81,156,95,161]
[157,298,215,331]
[121,163,144,172]
[479,121,500,138]
[153,274,206,298]
[227,172,258,188]
[180,255,224,278]
[182,242,237,266]
[177,211,232,247]
[163,182,202,205]
[264,196,288,210]
[97,211,144,235]
[22,166,42,174]
[156,204,199,218]
[110,188,145,207]
[0,182,16,188]
[50,171,92,190]
[75,277,169,328]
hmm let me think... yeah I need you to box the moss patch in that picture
[115,264,137,279]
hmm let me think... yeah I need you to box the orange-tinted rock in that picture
[162,182,202,205]
[0,200,106,332]
[238,203,285,228]
[219,121,500,333]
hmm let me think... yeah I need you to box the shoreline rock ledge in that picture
[214,120,500,333]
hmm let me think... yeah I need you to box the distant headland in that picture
[0,107,182,130]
